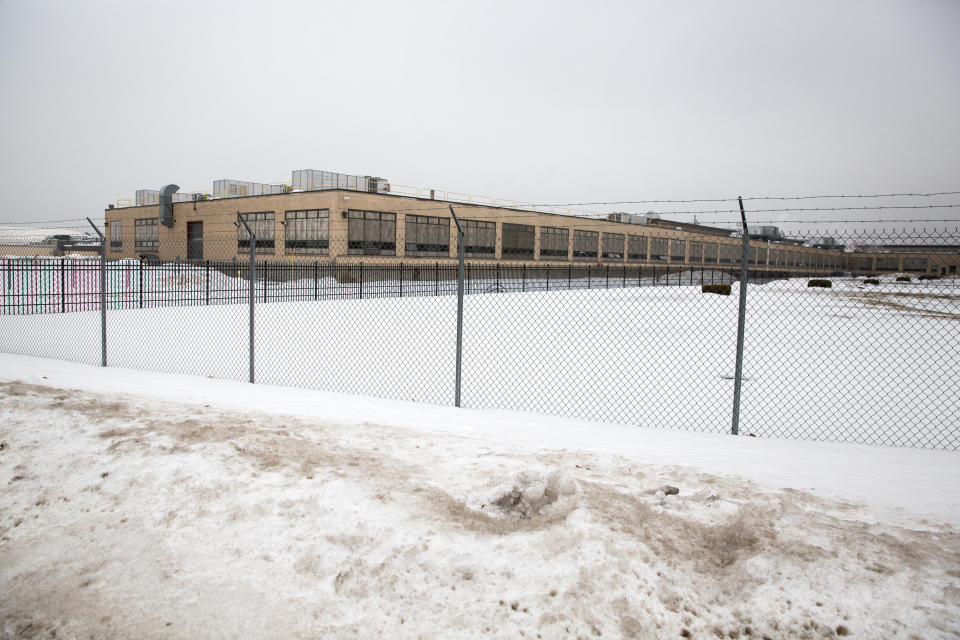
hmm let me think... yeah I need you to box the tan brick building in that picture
[103,172,959,276]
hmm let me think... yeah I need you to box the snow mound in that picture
[489,469,580,519]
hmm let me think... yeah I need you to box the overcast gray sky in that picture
[1,0,958,233]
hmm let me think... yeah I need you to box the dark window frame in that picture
[109,220,122,251]
[602,232,625,261]
[405,214,450,257]
[539,226,569,260]
[462,219,496,258]
[501,222,535,260]
[627,234,648,262]
[134,218,158,252]
[238,211,276,254]
[284,209,329,255]
[572,230,599,261]
[650,237,669,262]
[670,239,686,263]
[347,210,396,256]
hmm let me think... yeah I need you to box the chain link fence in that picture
[1,227,957,450]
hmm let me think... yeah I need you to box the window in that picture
[718,244,735,264]
[748,246,758,264]
[688,241,703,263]
[670,239,686,263]
[902,257,928,271]
[627,235,647,262]
[134,218,158,251]
[572,230,598,260]
[650,237,668,262]
[285,209,328,254]
[502,223,535,259]
[876,257,898,271]
[602,233,624,260]
[347,210,396,256]
[539,226,569,259]
[704,242,718,263]
[405,214,449,257]
[109,221,122,251]
[790,252,798,267]
[462,219,495,257]
[756,247,767,265]
[238,212,275,253]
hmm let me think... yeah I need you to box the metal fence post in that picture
[359,262,364,299]
[449,206,465,408]
[86,218,106,367]
[314,261,319,301]
[205,260,210,305]
[237,213,256,384]
[60,258,65,313]
[731,196,750,436]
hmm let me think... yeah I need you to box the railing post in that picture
[86,218,106,367]
[314,261,319,301]
[731,196,750,436]
[435,261,439,296]
[399,262,403,298]
[546,265,550,291]
[60,258,65,313]
[568,264,571,290]
[606,264,610,289]
[588,265,592,289]
[205,260,210,305]
[262,262,268,304]
[359,262,363,299]
[522,263,526,292]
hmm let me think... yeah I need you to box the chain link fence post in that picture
[731,196,750,436]
[237,213,256,384]
[86,218,106,367]
[449,205,465,408]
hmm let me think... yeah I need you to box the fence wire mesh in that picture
[0,227,957,450]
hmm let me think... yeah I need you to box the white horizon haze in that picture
[1,0,959,234]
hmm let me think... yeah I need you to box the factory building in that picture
[103,170,959,276]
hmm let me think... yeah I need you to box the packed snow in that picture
[1,355,959,638]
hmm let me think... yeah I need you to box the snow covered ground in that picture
[1,354,959,638]
[1,275,957,449]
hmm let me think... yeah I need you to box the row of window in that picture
[109,211,845,268]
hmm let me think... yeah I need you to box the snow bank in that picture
[1,358,959,638]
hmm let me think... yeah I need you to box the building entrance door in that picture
[187,222,203,260]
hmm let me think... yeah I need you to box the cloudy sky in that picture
[1,0,958,232]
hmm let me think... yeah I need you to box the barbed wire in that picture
[538,190,960,206]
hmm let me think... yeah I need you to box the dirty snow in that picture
[1,355,959,639]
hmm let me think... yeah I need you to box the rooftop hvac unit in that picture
[135,189,159,206]
[756,225,781,239]
[607,213,647,225]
